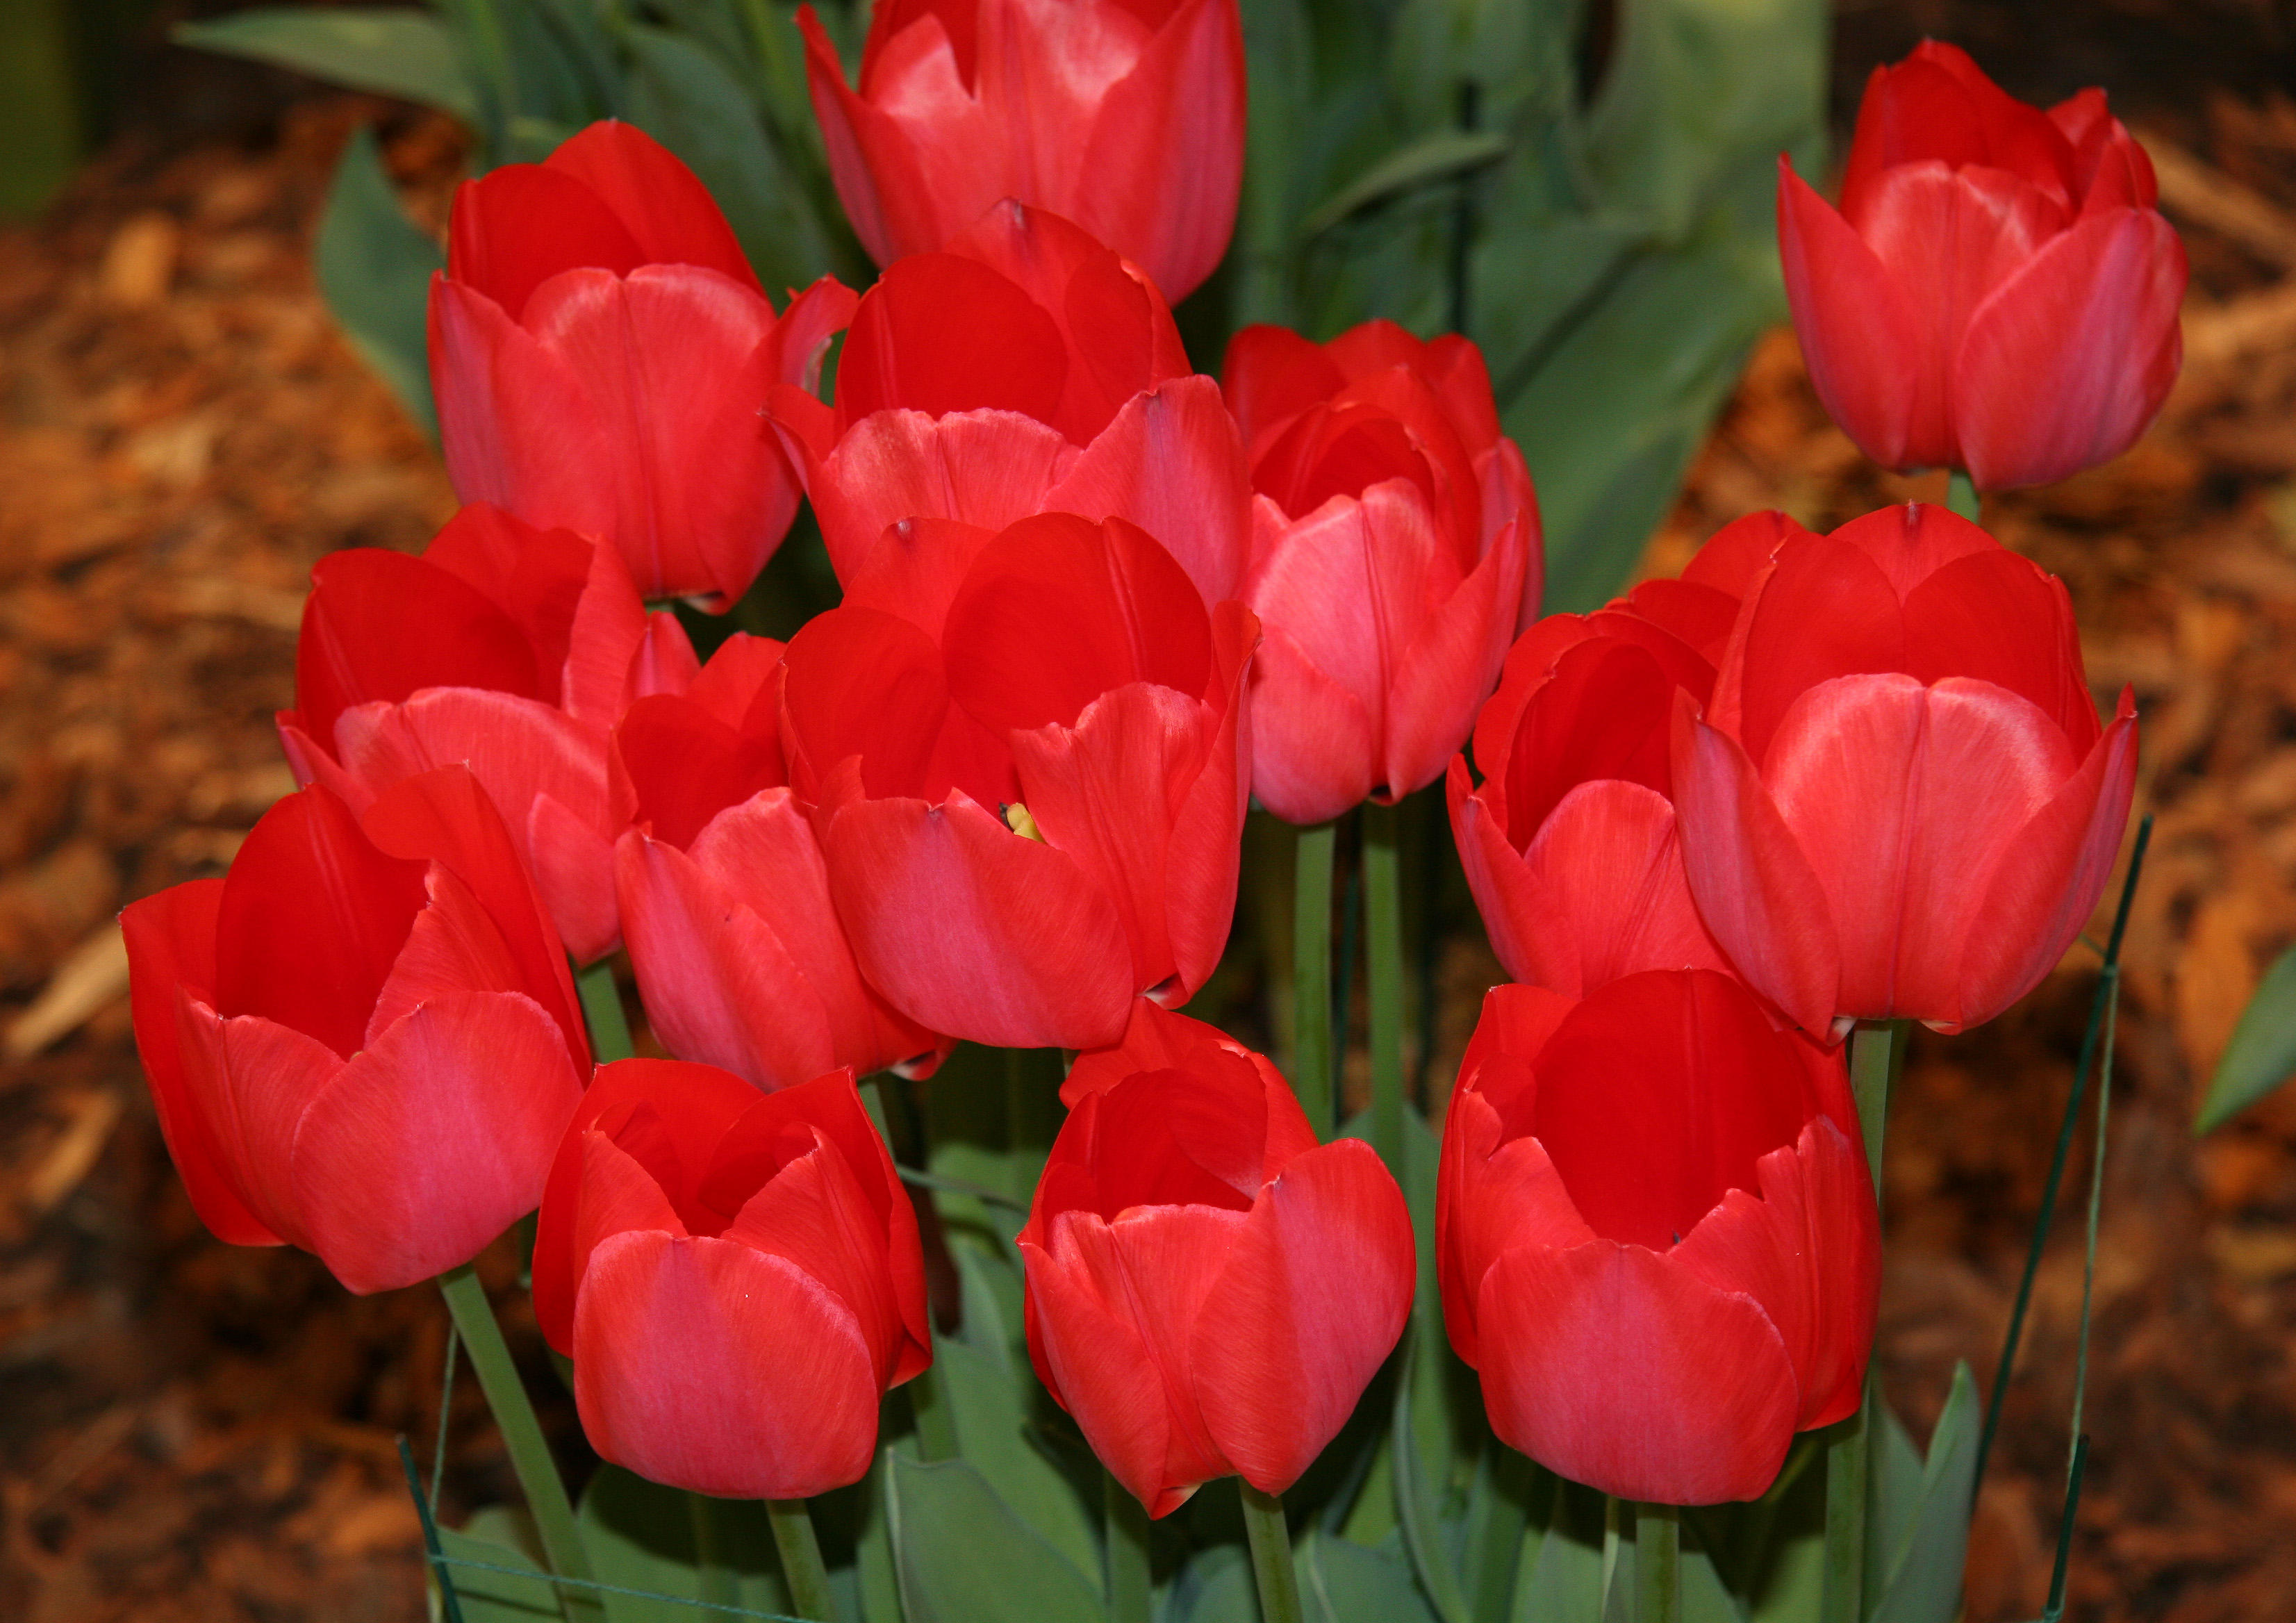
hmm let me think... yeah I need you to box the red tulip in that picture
[1778,41,2186,490]
[611,632,951,1089]
[1444,516,1791,996]
[531,1060,930,1499]
[1439,972,1878,1505]
[277,503,695,965]
[1671,502,2138,1037]
[1222,321,1539,823]
[779,511,1255,1051]
[122,768,590,1295]
[1020,1010,1412,1515]
[431,120,857,608]
[766,202,1250,604]
[798,0,1245,302]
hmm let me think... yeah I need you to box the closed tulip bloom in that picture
[531,1060,930,1499]
[431,120,857,608]
[122,768,590,1295]
[611,632,950,1089]
[1445,516,1791,996]
[1223,320,1539,823]
[1439,973,1878,1506]
[1671,502,2138,1037]
[279,503,698,964]
[798,0,1244,302]
[1021,1011,1413,1515]
[1778,41,2186,490]
[766,202,1250,604]
[780,512,1255,1051]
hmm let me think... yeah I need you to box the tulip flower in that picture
[1020,1012,1413,1515]
[1222,320,1539,823]
[779,511,1255,1051]
[1778,41,2186,490]
[122,768,590,1295]
[431,120,857,608]
[531,1060,930,1499]
[1671,502,2138,1037]
[797,0,1246,302]
[277,502,697,964]
[766,202,1250,604]
[1439,972,1878,1505]
[611,632,950,1089]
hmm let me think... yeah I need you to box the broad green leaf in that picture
[313,124,443,438]
[1394,1339,1470,1623]
[1302,131,1513,238]
[933,1333,1102,1585]
[1305,1529,1444,1623]
[175,8,475,120]
[1863,1397,1926,1617]
[433,1524,562,1622]
[1512,1478,1605,1623]
[1680,1520,1751,1623]
[1166,1542,1257,1623]
[1460,1449,1537,1622]
[578,1464,791,1623]
[2197,944,2296,1130]
[884,1452,1102,1623]
[854,1448,904,1623]
[1870,1364,1981,1623]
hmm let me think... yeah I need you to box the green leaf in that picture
[2197,944,2296,1130]
[313,123,443,438]
[433,1523,562,1623]
[578,1465,791,1623]
[1512,1478,1605,1623]
[1167,1542,1258,1623]
[883,1452,1102,1623]
[1869,1364,1981,1623]
[1393,1338,1470,1623]
[1302,131,1512,238]
[1305,1529,1444,1623]
[933,1333,1102,1585]
[174,8,475,120]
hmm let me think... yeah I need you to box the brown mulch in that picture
[8,9,2296,1620]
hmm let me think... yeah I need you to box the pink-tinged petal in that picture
[367,865,531,1042]
[1247,618,1378,826]
[559,535,654,727]
[1460,773,1730,996]
[1061,997,1255,1106]
[1670,698,1840,1036]
[529,791,622,964]
[1827,501,1998,601]
[1040,377,1253,604]
[1951,692,2138,1030]
[543,121,761,292]
[1476,1240,1800,1505]
[1437,1094,1596,1369]
[802,407,1073,580]
[819,780,1134,1048]
[1019,1229,1180,1515]
[797,6,918,267]
[1191,1139,1413,1495]
[1776,161,1933,471]
[575,1228,881,1499]
[294,990,586,1293]
[571,1130,689,1297]
[1953,208,2188,490]
[1672,1118,1878,1430]
[1244,494,1385,752]
[1382,512,1529,805]
[186,1006,340,1250]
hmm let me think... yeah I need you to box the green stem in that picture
[1823,1021,1903,1623]
[767,1497,839,1622]
[1635,1503,1679,1623]
[1292,821,1338,1136]
[1240,1483,1303,1623]
[1363,802,1407,1173]
[437,1265,600,1623]
[576,959,634,1063]
[1105,1471,1153,1623]
[907,1360,959,1463]
[1847,1021,1905,1189]
[2067,969,2121,1469]
[1945,469,1981,523]
[687,1492,736,1610]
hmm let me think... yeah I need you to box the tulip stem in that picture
[1292,821,1338,1136]
[688,1492,736,1610]
[575,958,634,1063]
[1946,470,1981,524]
[1105,1470,1153,1623]
[436,1264,600,1623]
[1847,1021,1906,1190]
[1819,1398,1868,1623]
[1240,1482,1303,1623]
[1635,1503,1679,1623]
[768,1497,839,1622]
[1363,802,1407,1173]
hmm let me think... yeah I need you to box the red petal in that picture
[1380,509,1528,806]
[617,694,785,850]
[779,608,965,805]
[1902,547,2097,749]
[803,407,1073,581]
[836,251,1067,431]
[544,121,760,291]
[1221,324,1346,455]
[1436,1089,1593,1369]
[1061,997,1249,1106]
[1720,531,1907,769]
[448,163,646,322]
[1501,636,1682,848]
[1019,1225,1182,1515]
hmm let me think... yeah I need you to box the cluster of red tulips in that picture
[122,6,2178,1615]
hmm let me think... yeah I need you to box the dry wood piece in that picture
[2141,131,2296,270]
[6,923,129,1060]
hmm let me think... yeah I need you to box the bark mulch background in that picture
[7,3,2296,1619]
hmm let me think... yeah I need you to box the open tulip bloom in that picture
[1021,1004,1414,1515]
[122,768,591,1295]
[532,1060,931,1501]
[1439,973,1879,1506]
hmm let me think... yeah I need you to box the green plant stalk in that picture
[1363,802,1407,1173]
[1241,1483,1303,1623]
[1635,1503,1678,1623]
[2068,977,2121,1469]
[768,1497,839,1622]
[907,1360,959,1464]
[436,1265,601,1623]
[576,959,634,1063]
[1105,1470,1153,1623]
[1946,469,1981,524]
[1293,821,1338,1135]
[688,1492,736,1609]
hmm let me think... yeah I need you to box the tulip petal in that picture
[1247,618,1378,826]
[1476,1239,1799,1505]
[804,407,1075,579]
[1018,1227,1181,1515]
[544,121,761,293]
[1776,161,1932,471]
[1437,1094,1595,1367]
[1382,511,1528,807]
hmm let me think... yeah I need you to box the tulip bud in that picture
[1439,973,1878,1506]
[1021,1004,1414,1515]
[531,1060,932,1500]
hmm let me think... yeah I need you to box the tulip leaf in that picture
[1166,1542,1258,1623]
[1305,1529,1445,1623]
[1868,1363,1981,1623]
[932,1332,1102,1586]
[434,1523,563,1622]
[884,1452,1103,1623]
[2197,943,2296,1131]
[577,1465,793,1623]
[312,123,442,439]
[1512,1477,1605,1623]
[174,7,477,120]
[1392,1337,1471,1623]
[1301,131,1513,239]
